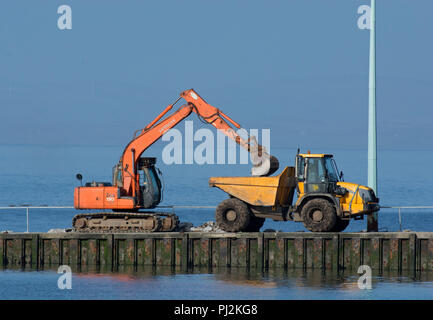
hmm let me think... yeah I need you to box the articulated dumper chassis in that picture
[210,153,380,232]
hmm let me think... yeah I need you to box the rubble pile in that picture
[47,228,68,233]
[175,221,225,233]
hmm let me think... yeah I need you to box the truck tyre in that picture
[331,217,350,232]
[245,215,266,232]
[215,198,251,232]
[301,198,337,232]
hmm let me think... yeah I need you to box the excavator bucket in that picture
[248,136,279,176]
[251,154,279,177]
[209,166,296,207]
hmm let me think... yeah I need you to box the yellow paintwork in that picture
[295,181,373,215]
[298,181,305,194]
[336,182,371,215]
[209,167,296,206]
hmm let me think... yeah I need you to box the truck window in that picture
[324,157,339,182]
[306,158,325,183]
[296,156,305,180]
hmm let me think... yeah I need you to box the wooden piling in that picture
[0,231,432,272]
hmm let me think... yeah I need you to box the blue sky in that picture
[0,0,432,150]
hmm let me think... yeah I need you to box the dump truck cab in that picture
[296,153,340,195]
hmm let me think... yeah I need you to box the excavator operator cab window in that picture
[139,172,149,191]
[137,157,162,209]
[112,164,123,188]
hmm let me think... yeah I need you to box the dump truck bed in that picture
[209,167,296,207]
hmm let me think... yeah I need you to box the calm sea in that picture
[1,145,433,299]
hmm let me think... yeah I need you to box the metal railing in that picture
[1,205,433,233]
[380,206,433,232]
[0,205,217,233]
[0,206,74,233]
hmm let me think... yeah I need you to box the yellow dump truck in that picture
[209,152,380,232]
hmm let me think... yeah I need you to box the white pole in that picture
[26,207,29,233]
[367,0,378,232]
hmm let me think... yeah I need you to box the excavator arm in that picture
[119,89,279,197]
[181,89,279,176]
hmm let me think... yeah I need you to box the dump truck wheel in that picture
[301,199,337,232]
[331,217,350,232]
[245,216,266,232]
[216,198,251,232]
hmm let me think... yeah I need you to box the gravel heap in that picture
[44,222,226,233]
[175,221,225,233]
[47,228,69,233]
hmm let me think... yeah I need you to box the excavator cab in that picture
[111,157,162,209]
[137,157,162,209]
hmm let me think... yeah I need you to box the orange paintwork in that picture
[74,186,134,210]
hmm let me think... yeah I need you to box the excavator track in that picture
[72,212,179,233]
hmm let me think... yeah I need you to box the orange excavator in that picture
[73,89,279,232]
